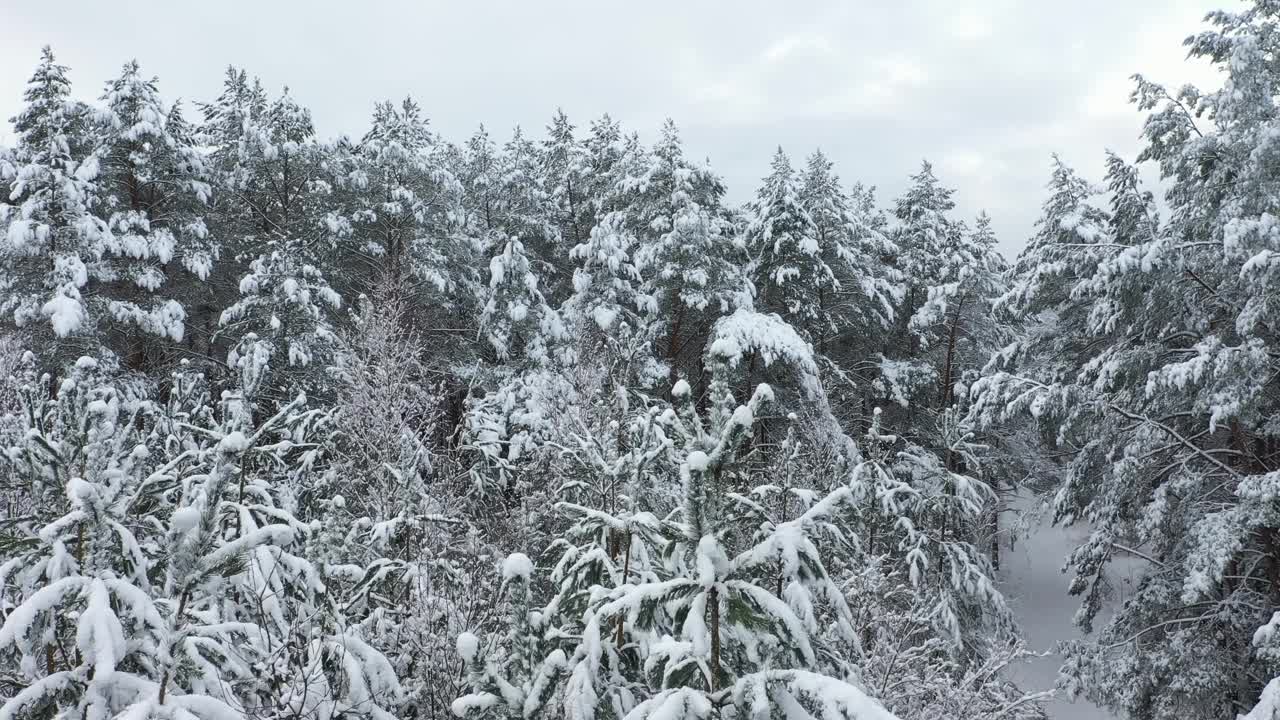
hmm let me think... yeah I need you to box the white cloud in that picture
[760,32,837,65]
[940,149,990,177]
[946,12,993,41]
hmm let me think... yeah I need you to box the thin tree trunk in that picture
[939,298,967,408]
[157,589,191,705]
[708,586,721,691]
[614,533,632,648]
[989,474,1001,571]
[667,300,685,391]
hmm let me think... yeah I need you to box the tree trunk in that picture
[614,533,632,649]
[989,474,1001,571]
[708,585,721,692]
[667,299,686,393]
[939,298,967,409]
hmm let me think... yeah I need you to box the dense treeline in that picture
[2,2,1280,719]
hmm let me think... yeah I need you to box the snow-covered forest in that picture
[2,2,1280,719]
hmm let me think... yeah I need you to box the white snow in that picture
[42,294,85,337]
[1243,678,1280,720]
[456,631,480,663]
[1001,491,1141,720]
[686,450,710,472]
[591,306,617,330]
[708,309,817,375]
[218,431,250,454]
[171,506,201,535]
[502,552,533,582]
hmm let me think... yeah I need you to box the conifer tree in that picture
[93,60,213,365]
[972,8,1280,715]
[581,114,626,219]
[542,109,590,253]
[341,97,471,303]
[623,120,746,388]
[0,48,110,358]
[797,149,899,349]
[744,148,832,341]
[891,161,963,346]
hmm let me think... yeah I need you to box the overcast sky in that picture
[0,0,1224,257]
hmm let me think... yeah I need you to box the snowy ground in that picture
[999,493,1143,720]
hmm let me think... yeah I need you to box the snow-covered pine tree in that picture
[340,97,471,302]
[581,114,627,219]
[164,338,403,720]
[861,162,966,425]
[465,235,574,500]
[839,407,1037,719]
[211,87,343,395]
[542,110,590,257]
[910,212,1007,411]
[195,66,267,284]
[218,249,340,387]
[0,48,111,361]
[0,355,197,719]
[565,213,644,335]
[744,148,833,342]
[797,149,900,352]
[623,120,746,390]
[995,156,1110,327]
[891,161,965,348]
[545,320,902,720]
[455,125,503,240]
[452,554,567,720]
[563,211,662,395]
[971,7,1280,715]
[93,60,213,368]
[498,128,563,301]
[479,236,564,366]
[0,332,413,719]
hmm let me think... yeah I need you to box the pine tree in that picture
[456,125,503,239]
[0,48,110,358]
[996,156,1109,323]
[466,237,574,498]
[971,7,1280,715]
[93,60,213,365]
[542,109,590,253]
[479,236,564,365]
[560,358,898,720]
[891,161,963,346]
[623,120,746,388]
[341,97,471,301]
[797,149,899,349]
[500,128,562,300]
[563,211,662,393]
[870,164,964,418]
[219,250,341,375]
[206,84,344,394]
[453,554,567,720]
[744,148,833,341]
[910,212,1007,409]
[581,114,626,219]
